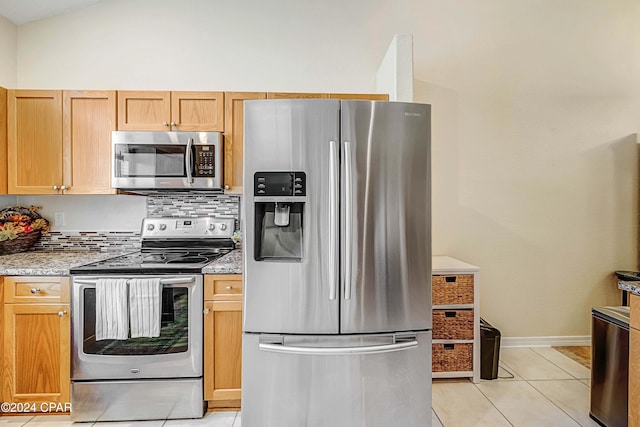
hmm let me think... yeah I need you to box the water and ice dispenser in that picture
[253,172,306,261]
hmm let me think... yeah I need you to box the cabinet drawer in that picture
[204,274,242,301]
[432,343,473,372]
[432,310,474,340]
[4,277,70,303]
[432,275,474,305]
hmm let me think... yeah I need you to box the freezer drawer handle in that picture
[258,340,418,356]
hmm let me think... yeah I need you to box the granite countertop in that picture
[618,280,640,296]
[0,250,127,276]
[202,249,243,274]
[0,249,243,276]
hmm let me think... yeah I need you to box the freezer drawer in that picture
[242,331,432,427]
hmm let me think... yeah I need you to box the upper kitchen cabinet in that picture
[0,87,7,194]
[266,92,328,99]
[8,90,116,195]
[63,91,117,194]
[223,92,266,192]
[8,90,63,194]
[117,91,224,131]
[329,93,389,101]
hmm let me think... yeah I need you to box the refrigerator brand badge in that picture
[405,112,422,117]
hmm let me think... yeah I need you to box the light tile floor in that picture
[0,347,595,426]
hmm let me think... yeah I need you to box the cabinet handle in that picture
[224,185,230,190]
[58,310,67,317]
[163,121,169,127]
[225,286,233,291]
[170,122,177,127]
[30,288,41,294]
[203,308,210,315]
[61,185,69,191]
[52,185,59,190]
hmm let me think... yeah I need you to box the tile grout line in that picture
[471,380,516,427]
[525,379,587,427]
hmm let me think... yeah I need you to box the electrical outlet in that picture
[54,211,65,227]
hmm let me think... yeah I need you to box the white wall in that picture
[414,0,640,337]
[376,34,414,102]
[0,14,16,87]
[10,0,640,338]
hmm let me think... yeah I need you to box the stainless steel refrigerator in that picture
[242,99,432,427]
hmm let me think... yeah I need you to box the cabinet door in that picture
[266,92,328,99]
[117,91,171,130]
[8,90,63,194]
[204,299,242,408]
[63,90,117,194]
[0,87,7,194]
[328,93,389,101]
[171,91,224,131]
[2,303,70,406]
[223,92,266,193]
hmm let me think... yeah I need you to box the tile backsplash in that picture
[33,193,241,252]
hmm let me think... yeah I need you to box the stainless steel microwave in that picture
[112,131,223,190]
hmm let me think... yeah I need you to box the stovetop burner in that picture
[70,217,236,275]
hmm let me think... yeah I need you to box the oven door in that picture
[71,275,203,380]
[111,131,222,190]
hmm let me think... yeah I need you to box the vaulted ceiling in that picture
[0,0,104,25]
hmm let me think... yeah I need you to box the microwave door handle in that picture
[185,137,194,184]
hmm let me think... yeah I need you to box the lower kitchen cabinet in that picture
[432,256,480,383]
[204,274,242,409]
[2,276,70,409]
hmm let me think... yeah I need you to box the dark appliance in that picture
[590,306,629,427]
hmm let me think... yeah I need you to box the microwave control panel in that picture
[194,146,215,177]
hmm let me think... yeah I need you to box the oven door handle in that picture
[74,277,196,285]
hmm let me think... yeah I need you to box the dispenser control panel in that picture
[254,172,306,196]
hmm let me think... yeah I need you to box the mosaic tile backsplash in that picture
[34,193,241,252]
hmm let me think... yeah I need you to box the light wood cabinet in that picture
[432,256,480,383]
[223,92,266,193]
[7,90,115,195]
[63,91,117,194]
[8,90,63,194]
[204,274,242,409]
[117,91,224,131]
[266,92,328,99]
[2,276,70,409]
[0,88,7,194]
[329,93,389,101]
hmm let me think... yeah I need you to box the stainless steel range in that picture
[69,216,234,422]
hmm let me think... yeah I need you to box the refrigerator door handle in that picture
[329,140,339,301]
[258,340,418,356]
[343,140,353,300]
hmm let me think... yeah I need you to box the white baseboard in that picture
[501,336,591,348]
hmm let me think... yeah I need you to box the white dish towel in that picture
[129,278,162,338]
[95,278,129,341]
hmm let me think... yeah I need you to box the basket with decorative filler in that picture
[0,206,50,255]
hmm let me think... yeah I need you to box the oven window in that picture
[82,287,189,355]
[115,144,186,177]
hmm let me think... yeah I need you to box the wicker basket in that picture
[432,343,473,372]
[0,230,42,255]
[432,310,474,340]
[432,274,474,305]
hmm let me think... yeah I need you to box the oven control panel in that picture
[141,217,235,239]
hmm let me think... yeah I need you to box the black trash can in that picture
[480,318,501,380]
